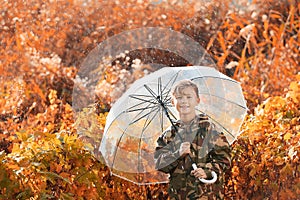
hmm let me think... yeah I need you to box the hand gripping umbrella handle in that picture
[192,163,217,184]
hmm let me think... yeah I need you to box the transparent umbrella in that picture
[99,66,247,185]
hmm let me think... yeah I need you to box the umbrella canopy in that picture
[99,66,247,185]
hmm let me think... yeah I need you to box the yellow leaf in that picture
[11,143,20,153]
[284,132,292,141]
[249,167,256,177]
[274,157,285,166]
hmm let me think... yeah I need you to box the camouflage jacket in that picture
[154,114,231,199]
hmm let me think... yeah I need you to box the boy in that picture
[154,79,231,200]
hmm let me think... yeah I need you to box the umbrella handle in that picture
[192,163,218,184]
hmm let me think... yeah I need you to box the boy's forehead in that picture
[173,86,197,95]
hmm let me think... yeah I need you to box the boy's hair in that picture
[171,79,199,98]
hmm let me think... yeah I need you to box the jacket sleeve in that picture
[197,130,231,179]
[154,130,181,174]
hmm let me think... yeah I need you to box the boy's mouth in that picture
[180,105,189,109]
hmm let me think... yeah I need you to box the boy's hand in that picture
[179,142,191,156]
[191,167,207,179]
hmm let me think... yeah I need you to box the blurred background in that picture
[0,0,299,199]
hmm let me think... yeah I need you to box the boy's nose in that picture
[180,97,188,103]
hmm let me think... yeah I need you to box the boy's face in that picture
[172,86,200,116]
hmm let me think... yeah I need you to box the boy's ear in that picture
[171,98,175,105]
[197,97,200,104]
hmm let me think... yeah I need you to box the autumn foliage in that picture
[0,0,299,199]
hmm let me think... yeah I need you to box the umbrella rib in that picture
[127,95,158,112]
[196,109,234,139]
[158,77,164,133]
[126,105,159,113]
[162,71,180,102]
[161,102,164,132]
[141,106,160,132]
[144,84,158,100]
[129,94,157,104]
[130,94,154,98]
[129,106,159,125]
[192,75,239,84]
[158,77,162,100]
